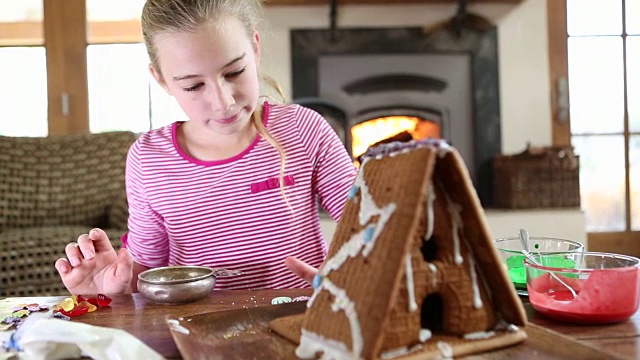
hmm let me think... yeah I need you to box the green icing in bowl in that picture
[506,254,578,289]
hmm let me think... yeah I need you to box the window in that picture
[564,0,640,253]
[0,1,47,137]
[85,0,186,133]
[0,1,186,137]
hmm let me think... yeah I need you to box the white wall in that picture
[261,0,552,155]
[320,208,587,248]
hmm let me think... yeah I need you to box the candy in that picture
[58,305,90,317]
[78,301,98,313]
[2,316,22,325]
[56,298,76,312]
[52,294,112,319]
[10,310,29,318]
[11,305,25,312]
[77,294,112,307]
[51,312,71,321]
[1,294,113,330]
[95,294,112,307]
[271,296,292,305]
[26,304,41,312]
[2,301,52,330]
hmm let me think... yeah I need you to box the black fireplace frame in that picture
[290,26,501,206]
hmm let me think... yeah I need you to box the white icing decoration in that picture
[463,330,496,340]
[419,328,432,342]
[436,341,453,359]
[441,186,464,265]
[296,329,352,359]
[363,139,452,162]
[435,143,452,158]
[299,157,396,359]
[493,319,520,334]
[424,184,436,241]
[405,253,418,312]
[166,319,189,335]
[428,263,438,288]
[298,279,362,359]
[468,255,483,309]
[357,159,397,258]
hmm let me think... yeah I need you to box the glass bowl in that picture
[493,237,584,296]
[525,252,640,324]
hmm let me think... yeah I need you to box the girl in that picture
[54,0,356,294]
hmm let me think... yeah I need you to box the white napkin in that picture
[13,317,165,360]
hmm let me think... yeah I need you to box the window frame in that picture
[549,0,639,256]
[0,0,144,136]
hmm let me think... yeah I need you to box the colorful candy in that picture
[1,294,113,330]
[2,302,53,330]
[52,294,112,317]
[271,296,292,305]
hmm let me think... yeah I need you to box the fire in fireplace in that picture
[351,114,441,160]
[340,73,447,160]
[290,25,501,206]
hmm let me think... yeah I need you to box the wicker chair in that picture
[0,131,137,297]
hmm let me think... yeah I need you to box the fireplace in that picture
[290,25,501,206]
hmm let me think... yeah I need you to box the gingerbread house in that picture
[270,139,527,359]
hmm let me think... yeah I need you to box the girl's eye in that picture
[226,67,246,79]
[184,83,203,92]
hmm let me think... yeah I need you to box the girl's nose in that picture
[208,83,234,112]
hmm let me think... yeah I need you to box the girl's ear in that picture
[149,63,171,95]
[253,31,261,65]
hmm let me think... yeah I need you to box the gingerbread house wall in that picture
[380,178,497,351]
[295,146,526,360]
[299,148,437,359]
[433,153,527,326]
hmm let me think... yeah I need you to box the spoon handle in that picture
[212,269,244,277]
[521,250,578,299]
[518,228,529,252]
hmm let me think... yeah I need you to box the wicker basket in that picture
[492,146,580,209]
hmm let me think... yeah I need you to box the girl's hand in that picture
[54,228,133,295]
[284,256,318,285]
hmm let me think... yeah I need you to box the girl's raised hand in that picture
[54,228,133,295]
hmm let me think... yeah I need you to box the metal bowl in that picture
[138,266,216,305]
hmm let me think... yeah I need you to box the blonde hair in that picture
[142,0,292,209]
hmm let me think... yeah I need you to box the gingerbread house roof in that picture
[271,139,527,359]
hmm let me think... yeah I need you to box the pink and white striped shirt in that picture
[124,102,356,289]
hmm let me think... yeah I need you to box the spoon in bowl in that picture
[518,228,577,299]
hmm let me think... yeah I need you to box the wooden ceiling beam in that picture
[263,0,522,5]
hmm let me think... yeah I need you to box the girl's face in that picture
[151,16,261,136]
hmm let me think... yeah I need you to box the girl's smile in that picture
[210,110,241,126]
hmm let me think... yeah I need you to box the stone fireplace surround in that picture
[273,2,586,249]
[290,25,500,206]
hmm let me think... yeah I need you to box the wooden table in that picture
[1,291,638,359]
[524,301,640,360]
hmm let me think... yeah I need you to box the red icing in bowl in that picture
[528,268,640,324]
